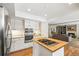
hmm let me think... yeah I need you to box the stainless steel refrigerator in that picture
[0,6,12,56]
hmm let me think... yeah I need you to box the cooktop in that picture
[38,39,58,46]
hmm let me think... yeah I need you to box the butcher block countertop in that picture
[33,38,68,52]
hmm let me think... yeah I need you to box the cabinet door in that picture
[11,38,33,52]
[39,44,52,56]
[33,42,52,56]
[14,38,24,51]
[25,20,40,29]
[33,42,40,56]
[33,22,40,32]
[11,18,24,30]
[15,20,24,30]
[52,47,64,56]
[29,20,34,28]
[25,20,30,28]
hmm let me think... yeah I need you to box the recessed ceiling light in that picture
[44,14,47,16]
[27,9,31,11]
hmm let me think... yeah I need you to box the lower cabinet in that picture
[52,47,64,56]
[33,42,64,56]
[10,38,33,52]
[33,42,40,56]
[14,38,24,51]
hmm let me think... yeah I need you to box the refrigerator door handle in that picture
[5,23,12,55]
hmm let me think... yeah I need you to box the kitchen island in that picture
[33,38,68,56]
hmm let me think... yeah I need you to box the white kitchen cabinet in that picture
[25,19,35,28]
[15,20,24,30]
[25,19,40,33]
[33,42,40,56]
[10,38,33,52]
[11,17,24,30]
[33,42,64,56]
[52,47,64,56]
[14,38,24,51]
[14,38,33,51]
[25,20,30,28]
[33,42,51,56]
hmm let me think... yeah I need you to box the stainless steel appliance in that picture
[25,28,33,43]
[38,39,58,46]
[0,6,12,56]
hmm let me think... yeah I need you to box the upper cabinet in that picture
[11,17,24,30]
[25,19,40,34]
[25,20,30,28]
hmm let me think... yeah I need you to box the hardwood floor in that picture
[9,45,79,56]
[9,47,32,56]
[65,44,79,56]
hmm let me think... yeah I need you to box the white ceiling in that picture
[15,3,79,23]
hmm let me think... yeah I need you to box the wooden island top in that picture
[33,38,68,52]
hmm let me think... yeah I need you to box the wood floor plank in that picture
[9,47,32,56]
[65,44,79,56]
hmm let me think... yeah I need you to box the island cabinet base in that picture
[33,42,64,56]
[52,47,64,56]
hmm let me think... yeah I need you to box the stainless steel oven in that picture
[24,28,33,43]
